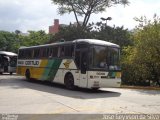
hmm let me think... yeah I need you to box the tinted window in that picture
[33,49,40,58]
[64,45,74,57]
[18,50,24,59]
[25,49,33,59]
[60,46,65,57]
[41,47,50,58]
[49,46,58,58]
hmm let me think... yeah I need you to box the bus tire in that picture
[0,72,2,75]
[10,72,13,75]
[64,73,75,90]
[25,69,31,81]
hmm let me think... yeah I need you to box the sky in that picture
[0,0,160,33]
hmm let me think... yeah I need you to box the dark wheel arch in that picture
[25,69,31,81]
[64,72,75,90]
[91,88,99,91]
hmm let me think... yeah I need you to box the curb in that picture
[120,85,160,90]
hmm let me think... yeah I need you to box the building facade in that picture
[49,19,59,34]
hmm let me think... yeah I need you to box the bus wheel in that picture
[64,73,75,90]
[10,72,13,75]
[0,72,2,75]
[25,69,31,81]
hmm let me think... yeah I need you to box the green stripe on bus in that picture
[41,59,62,81]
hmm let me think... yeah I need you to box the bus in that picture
[17,39,121,89]
[0,51,17,75]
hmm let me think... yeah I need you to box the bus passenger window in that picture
[64,45,72,57]
[46,48,50,58]
[60,47,65,57]
[52,47,58,57]
[71,45,74,57]
[25,50,32,59]
[42,48,49,58]
[34,49,40,58]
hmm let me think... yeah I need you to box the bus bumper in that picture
[88,78,121,88]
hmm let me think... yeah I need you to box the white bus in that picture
[17,39,121,89]
[0,51,17,75]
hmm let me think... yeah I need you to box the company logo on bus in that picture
[63,60,72,69]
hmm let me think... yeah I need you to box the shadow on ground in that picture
[1,76,121,99]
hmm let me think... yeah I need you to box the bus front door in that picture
[80,50,88,88]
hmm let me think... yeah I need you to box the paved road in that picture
[0,75,160,114]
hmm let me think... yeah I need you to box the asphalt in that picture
[0,74,160,114]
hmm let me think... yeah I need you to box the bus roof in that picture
[75,39,119,47]
[19,39,119,49]
[0,51,17,56]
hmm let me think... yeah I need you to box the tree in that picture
[51,0,129,28]
[49,25,93,43]
[20,30,49,47]
[49,21,132,50]
[0,30,49,53]
[90,22,132,48]
[0,31,17,53]
[122,15,160,86]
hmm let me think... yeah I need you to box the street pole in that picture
[101,17,112,27]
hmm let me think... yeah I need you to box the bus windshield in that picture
[90,45,120,71]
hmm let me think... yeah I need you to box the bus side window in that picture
[19,50,24,59]
[41,48,49,58]
[52,46,58,57]
[81,51,88,74]
[64,45,72,57]
[29,49,32,59]
[60,46,65,57]
[25,50,31,59]
[18,50,21,59]
[49,47,53,58]
[46,48,50,58]
[71,45,75,57]
[40,48,45,58]
[34,49,40,58]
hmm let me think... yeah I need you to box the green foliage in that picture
[0,31,17,53]
[49,25,93,42]
[51,0,129,27]
[0,30,49,53]
[90,22,133,48]
[20,30,49,46]
[122,15,160,86]
[49,22,132,49]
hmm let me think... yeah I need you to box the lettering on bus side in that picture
[25,61,39,66]
[96,72,105,76]
[18,61,24,65]
[17,60,40,67]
